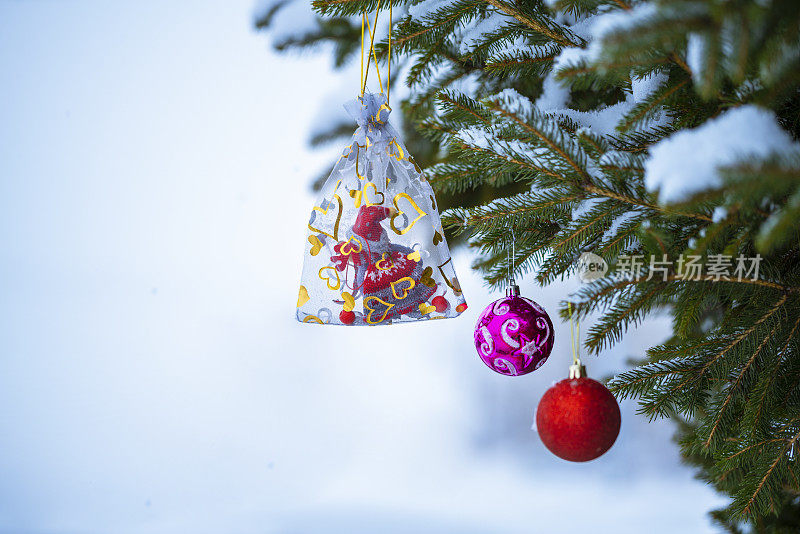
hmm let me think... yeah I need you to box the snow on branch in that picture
[644,105,800,203]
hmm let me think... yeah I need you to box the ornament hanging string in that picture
[568,302,580,366]
[360,1,392,100]
[360,13,364,92]
[388,1,391,104]
[361,3,383,95]
[506,226,516,286]
[506,236,511,284]
[356,1,393,192]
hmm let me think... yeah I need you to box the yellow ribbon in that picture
[362,3,383,95]
[359,0,392,102]
[568,302,580,366]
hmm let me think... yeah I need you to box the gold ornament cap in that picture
[569,362,586,379]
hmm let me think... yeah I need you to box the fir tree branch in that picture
[670,52,692,76]
[454,141,563,179]
[656,276,793,297]
[586,283,666,352]
[558,57,671,77]
[750,316,800,429]
[551,209,611,251]
[619,79,689,132]
[312,0,379,15]
[704,321,781,449]
[583,185,712,222]
[742,427,800,516]
[726,439,788,462]
[448,195,580,224]
[486,101,590,180]
[577,130,606,155]
[599,164,644,174]
[438,93,492,125]
[483,0,582,47]
[615,294,789,420]
[393,2,477,48]
[598,224,639,254]
[694,294,787,377]
[484,53,558,73]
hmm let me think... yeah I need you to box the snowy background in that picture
[0,1,724,532]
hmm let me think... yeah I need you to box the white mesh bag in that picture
[296,93,467,325]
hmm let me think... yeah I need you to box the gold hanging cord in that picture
[568,302,580,366]
[388,1,392,104]
[360,0,392,104]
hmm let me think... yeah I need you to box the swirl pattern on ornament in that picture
[500,318,521,348]
[493,358,517,376]
[479,325,494,356]
[492,298,511,316]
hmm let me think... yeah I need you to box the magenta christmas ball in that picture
[474,285,555,376]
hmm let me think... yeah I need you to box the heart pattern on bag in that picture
[308,235,323,256]
[418,302,436,315]
[318,266,341,290]
[390,193,426,235]
[297,285,310,307]
[350,182,385,208]
[339,236,363,256]
[419,266,436,288]
[341,291,355,312]
[308,194,343,241]
[364,296,395,324]
[390,277,416,300]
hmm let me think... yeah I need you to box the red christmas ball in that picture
[536,365,620,462]
[431,295,449,312]
[339,310,356,325]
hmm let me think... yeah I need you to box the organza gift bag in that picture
[296,93,467,325]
